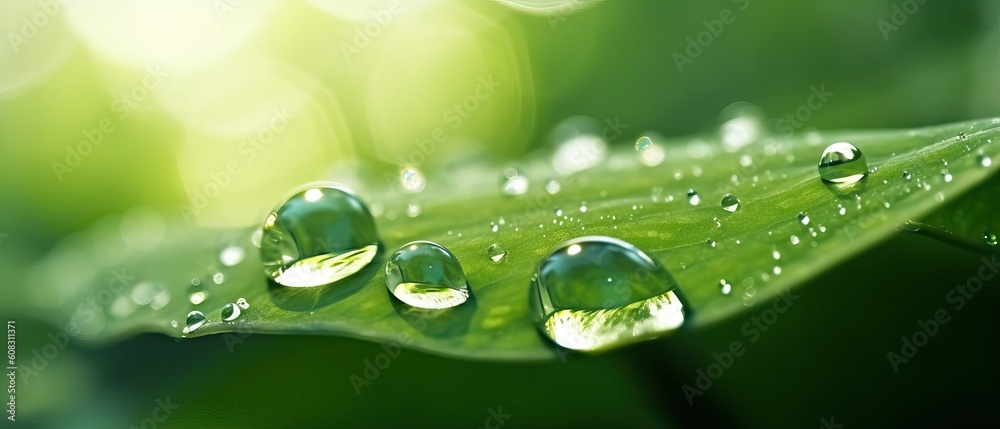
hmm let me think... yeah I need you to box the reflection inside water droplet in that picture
[385,241,470,309]
[184,311,206,334]
[221,303,241,322]
[487,243,508,263]
[528,236,686,352]
[818,142,867,184]
[721,194,740,212]
[687,189,700,206]
[260,183,380,288]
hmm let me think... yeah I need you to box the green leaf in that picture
[28,118,1000,361]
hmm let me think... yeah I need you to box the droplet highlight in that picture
[818,142,867,184]
[721,194,740,212]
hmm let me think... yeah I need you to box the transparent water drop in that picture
[978,155,992,168]
[236,297,250,310]
[189,291,207,305]
[818,142,867,184]
[721,194,740,212]
[221,303,241,322]
[687,189,701,206]
[502,176,530,196]
[579,204,588,213]
[720,279,732,295]
[385,241,469,309]
[220,245,245,267]
[170,320,178,328]
[212,273,225,284]
[528,236,686,352]
[487,243,508,263]
[903,171,912,180]
[260,183,380,288]
[772,249,781,260]
[191,278,201,286]
[400,166,426,193]
[797,212,810,225]
[790,235,800,245]
[942,171,953,183]
[406,203,422,218]
[184,311,206,334]
[635,136,665,167]
[984,231,998,247]
[545,180,562,195]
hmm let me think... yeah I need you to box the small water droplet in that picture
[721,194,740,212]
[797,212,810,225]
[212,272,224,284]
[400,166,426,193]
[487,243,508,263]
[221,303,241,322]
[385,241,469,309]
[580,204,588,213]
[903,171,912,180]
[184,311,206,333]
[190,278,201,286]
[406,203,422,218]
[635,136,665,166]
[545,179,562,195]
[236,297,250,309]
[220,245,245,267]
[983,231,998,247]
[529,237,686,352]
[720,280,732,295]
[260,184,380,288]
[773,266,782,275]
[958,132,967,140]
[502,176,530,196]
[978,155,992,167]
[189,291,207,305]
[555,209,564,217]
[838,207,846,216]
[491,224,499,233]
[772,249,781,260]
[790,235,800,245]
[818,142,867,184]
[170,320,178,328]
[942,171,953,183]
[687,189,701,206]
[706,239,717,248]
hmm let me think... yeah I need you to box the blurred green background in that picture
[1,0,998,427]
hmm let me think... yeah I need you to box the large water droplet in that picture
[385,241,469,309]
[721,194,740,212]
[818,142,867,184]
[984,231,998,247]
[260,184,380,288]
[528,236,686,352]
[183,311,206,334]
[487,243,508,263]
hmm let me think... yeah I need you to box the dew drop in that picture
[501,167,530,196]
[189,291,207,305]
[236,297,250,310]
[790,235,800,245]
[721,194,740,212]
[903,171,912,180]
[385,241,469,309]
[579,204,588,213]
[212,272,224,284]
[818,142,867,184]
[221,303,241,322]
[184,311,206,334]
[984,231,998,247]
[797,212,810,225]
[942,171,953,183]
[720,280,732,295]
[487,243,508,263]
[635,136,665,167]
[400,166,426,193]
[406,203,422,218]
[528,237,686,352]
[706,239,717,248]
[687,189,701,206]
[772,249,781,260]
[978,155,992,168]
[220,245,245,267]
[545,179,562,195]
[260,183,380,288]
[170,320,178,328]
